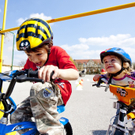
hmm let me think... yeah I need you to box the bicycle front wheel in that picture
[64,122,73,135]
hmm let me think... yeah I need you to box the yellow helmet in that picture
[16,18,53,51]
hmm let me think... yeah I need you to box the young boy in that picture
[10,18,79,135]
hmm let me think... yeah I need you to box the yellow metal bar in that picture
[0,26,19,33]
[47,2,135,23]
[0,2,135,34]
[0,0,8,72]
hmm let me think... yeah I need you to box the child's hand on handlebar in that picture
[93,74,102,82]
[38,65,59,82]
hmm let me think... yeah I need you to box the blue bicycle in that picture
[0,69,73,135]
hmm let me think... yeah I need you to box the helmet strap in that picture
[108,67,125,84]
[111,67,125,77]
[108,61,125,84]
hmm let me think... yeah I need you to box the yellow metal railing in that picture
[0,2,135,34]
[0,0,8,72]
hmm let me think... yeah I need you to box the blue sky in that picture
[0,0,135,66]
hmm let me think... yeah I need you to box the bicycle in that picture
[0,69,73,135]
[93,77,135,135]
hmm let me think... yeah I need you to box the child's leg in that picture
[10,97,33,134]
[30,82,65,135]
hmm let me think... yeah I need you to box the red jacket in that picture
[23,46,77,105]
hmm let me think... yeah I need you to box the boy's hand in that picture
[38,65,59,82]
[93,74,101,82]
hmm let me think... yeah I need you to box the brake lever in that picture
[92,84,97,87]
[92,83,101,87]
[95,77,104,87]
[92,77,108,88]
[12,70,28,77]
[50,71,55,82]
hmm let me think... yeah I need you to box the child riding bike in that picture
[93,47,135,133]
[10,18,79,135]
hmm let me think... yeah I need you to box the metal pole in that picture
[0,0,8,72]
[10,32,15,70]
[0,2,135,34]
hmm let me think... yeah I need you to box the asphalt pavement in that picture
[2,75,118,135]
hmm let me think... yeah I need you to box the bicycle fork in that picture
[106,102,129,135]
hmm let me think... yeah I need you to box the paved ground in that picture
[61,75,117,135]
[2,75,119,135]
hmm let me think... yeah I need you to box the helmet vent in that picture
[36,24,38,37]
[116,48,121,51]
[24,25,28,38]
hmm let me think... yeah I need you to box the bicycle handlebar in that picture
[0,69,55,115]
[92,77,109,91]
[14,69,54,83]
[2,69,55,97]
[28,69,38,77]
[92,77,108,87]
[27,69,55,82]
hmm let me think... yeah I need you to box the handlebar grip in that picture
[28,69,38,78]
[96,78,102,87]
[50,71,55,82]
[93,77,105,87]
[16,76,44,83]
[28,69,55,82]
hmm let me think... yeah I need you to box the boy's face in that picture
[25,48,48,67]
[103,55,122,74]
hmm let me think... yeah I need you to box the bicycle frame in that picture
[93,78,135,135]
[106,84,135,135]
[0,71,69,135]
[0,121,37,135]
[0,107,68,135]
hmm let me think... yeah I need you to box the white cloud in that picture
[61,43,89,51]
[79,34,134,47]
[17,18,27,26]
[122,47,135,63]
[16,13,52,26]
[0,9,1,13]
[3,33,135,65]
[69,49,101,60]
[61,34,135,63]
[30,13,52,21]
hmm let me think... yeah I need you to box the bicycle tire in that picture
[113,129,125,135]
[31,122,73,135]
[64,122,73,135]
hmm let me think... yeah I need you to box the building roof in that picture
[74,59,101,64]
